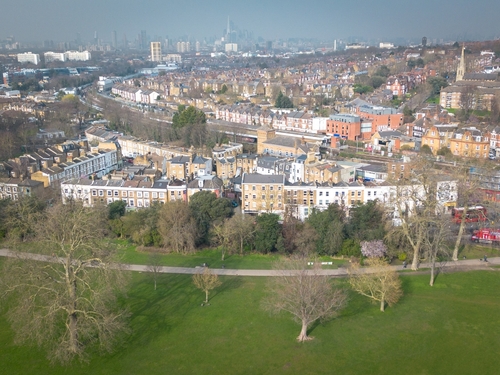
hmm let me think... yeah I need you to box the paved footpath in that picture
[1,248,498,277]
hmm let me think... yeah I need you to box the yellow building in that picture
[241,173,286,214]
[449,128,489,158]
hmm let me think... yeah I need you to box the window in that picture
[270,186,274,191]
[129,191,134,197]
[92,190,97,196]
[252,185,256,191]
[129,199,134,207]
[261,195,265,200]
[262,186,266,190]
[114,190,119,196]
[152,192,158,198]
[319,191,323,196]
[98,190,104,196]
[253,194,256,199]
[107,190,112,196]
[137,192,143,198]
[122,191,127,197]
[357,191,361,196]
[351,191,355,196]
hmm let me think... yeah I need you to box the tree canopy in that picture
[172,105,206,129]
[189,191,233,245]
[275,91,294,109]
[254,213,281,253]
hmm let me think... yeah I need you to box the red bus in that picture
[451,205,487,224]
[471,228,500,243]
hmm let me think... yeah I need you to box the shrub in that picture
[340,239,361,257]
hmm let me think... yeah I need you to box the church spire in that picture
[456,44,466,81]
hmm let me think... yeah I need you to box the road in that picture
[0,249,498,277]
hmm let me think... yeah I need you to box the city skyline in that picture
[1,0,500,44]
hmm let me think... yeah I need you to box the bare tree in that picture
[157,200,197,254]
[146,253,163,290]
[0,202,129,364]
[224,215,256,255]
[386,158,436,270]
[192,267,222,304]
[422,210,451,286]
[459,85,476,119]
[263,256,347,342]
[213,215,256,260]
[348,258,403,312]
[451,166,484,261]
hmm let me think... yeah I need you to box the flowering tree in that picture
[361,240,387,258]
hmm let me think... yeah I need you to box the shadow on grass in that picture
[337,289,372,319]
[211,276,243,300]
[121,274,197,348]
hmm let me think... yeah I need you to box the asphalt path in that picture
[1,249,498,277]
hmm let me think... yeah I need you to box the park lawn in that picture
[459,242,500,260]
[1,269,500,375]
[115,240,347,270]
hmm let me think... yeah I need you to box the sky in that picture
[1,0,500,44]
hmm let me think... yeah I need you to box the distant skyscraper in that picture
[150,41,162,62]
[422,36,427,47]
[94,31,98,45]
[140,30,147,50]
[333,40,337,51]
[266,41,272,52]
[112,30,118,49]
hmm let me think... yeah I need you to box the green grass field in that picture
[115,241,349,270]
[1,268,500,375]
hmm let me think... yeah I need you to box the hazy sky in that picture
[2,0,500,43]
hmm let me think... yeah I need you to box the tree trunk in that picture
[221,248,225,261]
[430,260,435,286]
[380,299,385,312]
[411,246,420,270]
[69,312,79,354]
[205,290,209,303]
[453,219,466,261]
[154,278,157,290]
[297,320,309,342]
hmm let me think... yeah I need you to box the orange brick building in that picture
[356,105,403,133]
[326,114,361,142]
